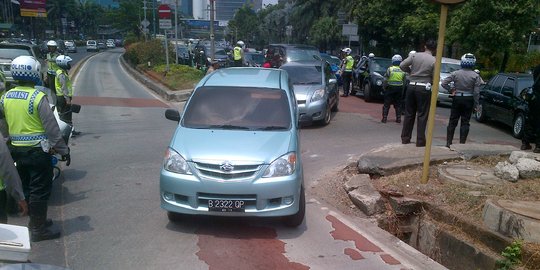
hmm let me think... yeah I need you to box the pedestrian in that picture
[399,40,436,147]
[382,54,406,123]
[233,41,245,67]
[46,40,61,89]
[0,55,71,242]
[340,48,354,97]
[55,54,80,136]
[187,39,195,67]
[441,53,483,148]
[206,61,220,75]
[521,64,540,153]
[0,133,28,224]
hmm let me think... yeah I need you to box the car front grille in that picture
[193,161,262,180]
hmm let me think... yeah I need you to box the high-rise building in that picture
[215,0,262,21]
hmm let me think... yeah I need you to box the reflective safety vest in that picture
[55,69,73,97]
[47,52,61,75]
[386,65,405,86]
[233,46,242,61]
[345,55,354,71]
[1,86,47,147]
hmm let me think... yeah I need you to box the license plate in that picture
[208,199,246,212]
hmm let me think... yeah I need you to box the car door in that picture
[323,62,338,106]
[481,75,505,119]
[497,76,516,126]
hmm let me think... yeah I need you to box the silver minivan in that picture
[160,67,305,227]
[86,40,97,52]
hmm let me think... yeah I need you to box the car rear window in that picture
[371,59,392,74]
[286,48,320,62]
[182,86,291,130]
[0,47,32,60]
[281,65,322,84]
[441,63,460,73]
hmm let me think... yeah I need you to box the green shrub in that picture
[154,64,205,90]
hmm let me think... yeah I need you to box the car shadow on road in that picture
[62,169,88,181]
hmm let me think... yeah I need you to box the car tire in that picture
[364,82,373,102]
[512,112,525,139]
[283,186,305,228]
[167,211,184,223]
[318,103,331,126]
[475,102,487,122]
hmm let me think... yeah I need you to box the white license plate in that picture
[208,199,245,212]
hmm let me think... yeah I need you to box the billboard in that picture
[20,0,47,18]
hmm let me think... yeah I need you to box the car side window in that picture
[488,75,505,93]
[324,63,333,80]
[501,77,515,96]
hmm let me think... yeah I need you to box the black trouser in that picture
[382,85,403,120]
[9,147,53,204]
[47,73,55,89]
[56,95,72,125]
[234,59,243,67]
[0,190,7,224]
[523,100,540,145]
[446,96,474,146]
[401,84,432,146]
[342,71,352,96]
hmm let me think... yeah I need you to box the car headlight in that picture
[163,148,192,174]
[311,89,325,102]
[263,152,297,178]
[376,79,383,86]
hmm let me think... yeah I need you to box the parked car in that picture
[265,44,321,68]
[176,45,190,65]
[86,40,98,52]
[64,40,77,53]
[320,53,342,85]
[194,45,231,68]
[437,57,462,105]
[244,52,265,67]
[97,40,106,50]
[280,60,339,126]
[106,39,115,48]
[161,67,305,227]
[352,56,392,102]
[0,42,47,85]
[475,73,533,138]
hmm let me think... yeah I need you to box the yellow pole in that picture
[421,4,449,184]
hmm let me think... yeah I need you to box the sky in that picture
[262,0,279,6]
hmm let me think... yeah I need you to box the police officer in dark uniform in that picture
[1,55,70,242]
[441,53,483,148]
[399,40,436,147]
[521,64,540,153]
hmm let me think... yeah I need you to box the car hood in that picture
[293,84,323,101]
[171,127,294,164]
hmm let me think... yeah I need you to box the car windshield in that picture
[287,48,320,62]
[182,86,291,130]
[441,63,460,73]
[0,47,32,60]
[321,55,341,66]
[247,54,265,65]
[281,65,322,85]
[371,58,392,74]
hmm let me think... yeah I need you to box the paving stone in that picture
[348,189,385,216]
[494,161,519,182]
[515,158,540,179]
[343,174,372,193]
[483,199,540,243]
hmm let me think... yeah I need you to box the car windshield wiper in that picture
[258,126,288,130]
[208,125,250,130]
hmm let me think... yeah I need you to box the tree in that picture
[309,17,340,52]
[227,5,259,46]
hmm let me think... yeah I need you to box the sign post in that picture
[421,0,467,184]
[158,4,172,72]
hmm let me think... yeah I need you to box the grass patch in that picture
[139,64,205,91]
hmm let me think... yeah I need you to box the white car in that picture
[106,39,115,48]
[437,57,461,105]
[86,40,98,52]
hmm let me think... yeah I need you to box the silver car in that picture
[437,57,461,105]
[280,60,339,126]
[161,67,305,227]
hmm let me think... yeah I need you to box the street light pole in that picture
[175,0,179,64]
[210,0,215,62]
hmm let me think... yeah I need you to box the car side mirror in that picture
[165,109,181,122]
[328,78,337,84]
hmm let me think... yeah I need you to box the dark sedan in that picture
[352,56,392,102]
[475,73,533,138]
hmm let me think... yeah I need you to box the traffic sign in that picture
[141,19,150,28]
[158,4,171,19]
[159,19,172,29]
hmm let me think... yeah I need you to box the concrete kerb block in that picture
[388,196,423,216]
[494,161,519,182]
[483,199,540,243]
[515,158,540,179]
[343,174,372,193]
[509,150,540,164]
[344,174,385,216]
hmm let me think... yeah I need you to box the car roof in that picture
[0,42,34,49]
[268,44,318,49]
[441,57,460,64]
[497,73,533,79]
[202,67,285,89]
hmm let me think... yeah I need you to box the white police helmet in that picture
[460,53,476,69]
[409,50,416,56]
[10,55,42,85]
[55,55,73,70]
[46,40,57,47]
[368,53,375,58]
[341,48,352,55]
[391,54,402,64]
[237,40,245,46]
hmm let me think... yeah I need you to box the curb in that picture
[119,55,192,102]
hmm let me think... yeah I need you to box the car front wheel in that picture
[283,186,305,227]
[364,82,373,102]
[318,103,331,126]
[475,102,487,122]
[512,112,525,139]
